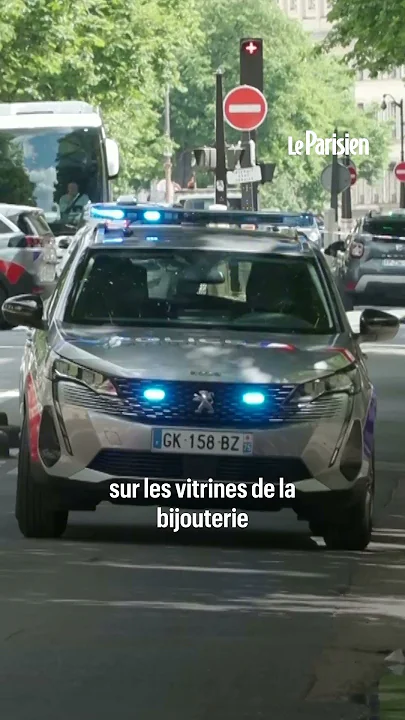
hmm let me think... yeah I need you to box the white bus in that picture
[0,101,119,234]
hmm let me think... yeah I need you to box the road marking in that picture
[69,561,324,577]
[0,359,12,365]
[6,468,17,476]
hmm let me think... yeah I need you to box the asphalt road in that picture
[1,327,405,720]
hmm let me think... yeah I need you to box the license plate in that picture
[152,429,253,455]
[383,259,405,266]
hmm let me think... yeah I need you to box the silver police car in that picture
[1,204,401,550]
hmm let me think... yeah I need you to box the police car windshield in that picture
[65,248,335,334]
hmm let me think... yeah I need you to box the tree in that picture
[0,0,203,187]
[325,0,404,75]
[170,0,391,209]
[0,133,35,204]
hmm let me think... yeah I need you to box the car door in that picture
[13,211,57,287]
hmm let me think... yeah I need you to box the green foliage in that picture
[0,132,35,204]
[325,0,405,75]
[0,0,391,207]
[170,0,390,210]
[0,0,202,188]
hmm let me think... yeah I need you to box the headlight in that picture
[52,359,117,396]
[291,369,359,404]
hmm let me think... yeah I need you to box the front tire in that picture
[323,461,374,551]
[15,416,68,538]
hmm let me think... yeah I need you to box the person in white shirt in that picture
[59,182,90,219]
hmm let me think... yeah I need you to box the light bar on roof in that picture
[89,204,306,234]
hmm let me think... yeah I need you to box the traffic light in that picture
[226,144,244,171]
[259,162,276,184]
[192,147,216,169]
[240,38,263,91]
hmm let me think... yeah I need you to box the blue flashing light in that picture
[143,210,162,222]
[242,392,265,405]
[90,206,125,220]
[146,236,159,241]
[143,388,165,401]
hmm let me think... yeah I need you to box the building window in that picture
[392,193,398,203]
[391,69,397,79]
[289,0,297,9]
[356,70,364,81]
[357,102,365,111]
[304,0,316,15]
[389,102,398,140]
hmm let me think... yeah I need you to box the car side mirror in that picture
[347,308,399,343]
[1,294,45,330]
[105,138,120,178]
[324,240,345,257]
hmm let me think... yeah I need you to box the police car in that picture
[1,203,401,549]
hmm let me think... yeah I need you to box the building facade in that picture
[277,0,405,212]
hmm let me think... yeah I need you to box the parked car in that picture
[325,210,405,309]
[0,204,57,326]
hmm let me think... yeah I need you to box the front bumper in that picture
[31,381,372,512]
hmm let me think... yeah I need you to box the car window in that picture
[0,219,11,233]
[28,212,52,236]
[8,213,31,235]
[46,241,81,320]
[363,218,405,237]
[64,248,336,334]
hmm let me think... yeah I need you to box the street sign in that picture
[227,165,262,184]
[395,161,405,182]
[321,163,351,194]
[348,165,357,186]
[338,158,356,186]
[223,85,267,132]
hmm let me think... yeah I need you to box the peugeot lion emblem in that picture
[193,390,214,414]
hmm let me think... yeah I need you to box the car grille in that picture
[62,381,346,428]
[88,449,311,482]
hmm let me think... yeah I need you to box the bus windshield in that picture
[0,126,106,232]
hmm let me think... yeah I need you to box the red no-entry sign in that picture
[223,85,268,132]
[395,161,405,182]
[348,164,357,186]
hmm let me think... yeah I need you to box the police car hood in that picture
[54,324,356,384]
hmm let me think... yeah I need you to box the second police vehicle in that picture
[1,204,401,550]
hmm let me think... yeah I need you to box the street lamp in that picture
[381,93,405,208]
